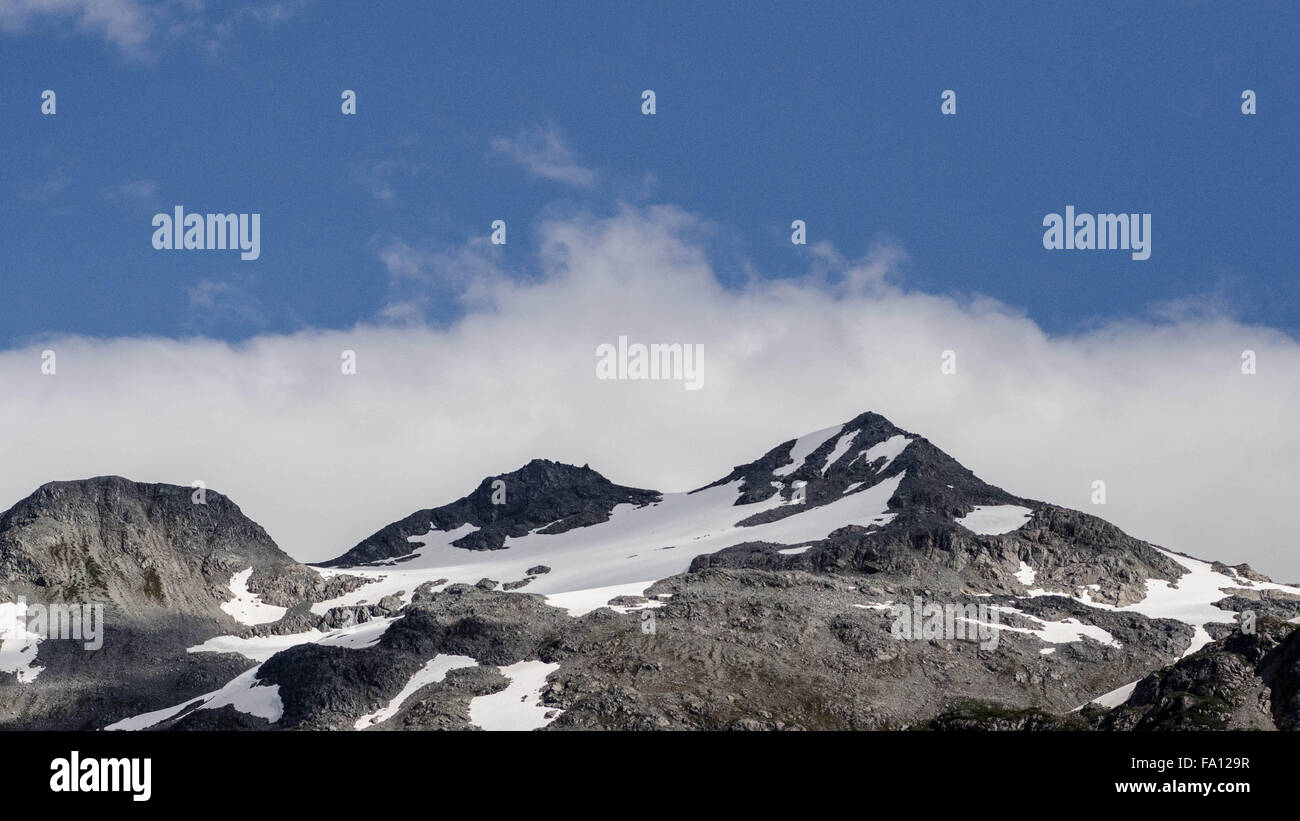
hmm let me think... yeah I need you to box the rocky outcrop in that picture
[0,477,324,730]
[0,476,302,617]
[1097,617,1300,730]
[321,460,659,566]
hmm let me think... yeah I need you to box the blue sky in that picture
[2,1,1298,345]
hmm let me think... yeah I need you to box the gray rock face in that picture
[532,568,1188,730]
[743,507,1175,612]
[0,476,300,615]
[1096,617,1300,730]
[0,477,326,730]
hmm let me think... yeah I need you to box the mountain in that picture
[0,476,300,617]
[0,477,350,729]
[2,413,1298,731]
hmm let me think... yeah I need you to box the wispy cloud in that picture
[376,236,505,322]
[0,0,308,58]
[489,124,597,188]
[107,178,159,203]
[191,0,312,59]
[0,0,153,56]
[185,274,266,331]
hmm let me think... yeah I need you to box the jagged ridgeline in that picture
[2,412,1298,731]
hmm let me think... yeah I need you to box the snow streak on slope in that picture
[107,616,397,729]
[469,660,561,731]
[989,606,1121,648]
[820,429,858,476]
[220,568,288,626]
[956,505,1033,535]
[312,472,905,618]
[773,425,843,477]
[187,615,397,661]
[105,666,282,730]
[850,434,912,473]
[368,523,477,565]
[355,654,478,729]
[1090,680,1139,709]
[946,603,1120,650]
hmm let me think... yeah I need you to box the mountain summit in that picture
[0,476,325,729]
[323,459,659,567]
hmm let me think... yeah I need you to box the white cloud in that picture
[0,0,154,55]
[186,275,266,330]
[375,235,506,322]
[490,124,597,187]
[0,0,307,57]
[3,204,1298,584]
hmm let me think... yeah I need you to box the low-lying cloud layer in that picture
[3,204,1297,579]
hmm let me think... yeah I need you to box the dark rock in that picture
[322,461,660,566]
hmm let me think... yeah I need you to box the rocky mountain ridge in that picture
[2,412,1297,731]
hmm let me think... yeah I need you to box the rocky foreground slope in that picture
[2,412,1298,730]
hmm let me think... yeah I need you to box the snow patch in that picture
[1014,562,1037,587]
[187,615,396,662]
[106,666,282,730]
[1024,546,1300,658]
[956,505,1033,535]
[962,605,1121,649]
[220,568,288,626]
[1091,679,1139,709]
[850,434,912,473]
[469,660,561,731]
[0,601,43,683]
[355,654,478,729]
[543,581,660,617]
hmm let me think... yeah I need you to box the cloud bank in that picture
[2,204,1297,581]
